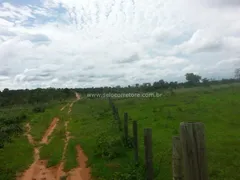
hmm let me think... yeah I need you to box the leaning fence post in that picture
[144,128,153,180]
[172,136,183,180]
[110,100,116,121]
[180,122,208,180]
[124,112,128,143]
[133,120,139,165]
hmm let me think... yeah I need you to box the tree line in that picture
[0,88,74,107]
[1,72,240,106]
[76,72,240,94]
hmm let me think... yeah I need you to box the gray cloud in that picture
[0,28,16,36]
[209,0,240,7]
[0,68,10,76]
[23,75,53,82]
[116,54,140,64]
[39,72,51,77]
[22,33,50,43]
[83,65,95,70]
[78,77,93,82]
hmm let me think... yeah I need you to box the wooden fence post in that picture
[133,121,139,165]
[144,128,153,180]
[180,122,208,180]
[124,112,128,142]
[172,136,183,180]
[112,105,117,120]
[115,107,122,131]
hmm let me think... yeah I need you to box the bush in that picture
[0,113,26,148]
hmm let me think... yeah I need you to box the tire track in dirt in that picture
[18,92,91,180]
[18,118,61,180]
[62,121,71,160]
[63,93,80,162]
[66,93,91,180]
[68,92,80,114]
[40,117,59,144]
[67,145,91,180]
[61,93,80,174]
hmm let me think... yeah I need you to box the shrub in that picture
[94,132,125,160]
[121,135,134,149]
[112,163,145,180]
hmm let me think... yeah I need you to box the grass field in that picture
[67,84,240,179]
[0,84,239,179]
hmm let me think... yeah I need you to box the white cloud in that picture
[0,0,240,90]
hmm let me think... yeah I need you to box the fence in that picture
[108,97,209,180]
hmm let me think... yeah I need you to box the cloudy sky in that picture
[0,0,240,89]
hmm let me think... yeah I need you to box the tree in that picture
[202,78,210,86]
[185,73,201,85]
[235,68,240,79]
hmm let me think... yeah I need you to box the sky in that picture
[0,0,240,90]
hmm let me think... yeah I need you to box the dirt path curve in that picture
[40,117,59,144]
[25,123,35,145]
[18,117,61,180]
[61,103,70,111]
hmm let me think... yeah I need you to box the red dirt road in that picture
[18,92,91,180]
[18,118,63,180]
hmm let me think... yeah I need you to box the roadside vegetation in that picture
[0,89,74,180]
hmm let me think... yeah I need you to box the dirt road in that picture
[18,92,91,180]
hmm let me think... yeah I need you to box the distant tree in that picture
[202,78,209,83]
[159,80,165,87]
[202,78,210,86]
[3,88,9,93]
[169,81,178,89]
[142,83,151,87]
[185,73,201,85]
[235,68,240,79]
